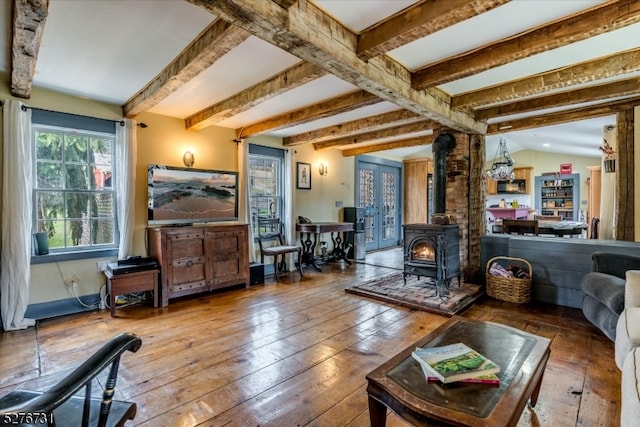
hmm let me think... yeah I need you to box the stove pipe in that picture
[432,133,456,214]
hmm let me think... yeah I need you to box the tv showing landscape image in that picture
[148,164,238,225]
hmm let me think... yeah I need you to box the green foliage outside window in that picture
[34,126,115,251]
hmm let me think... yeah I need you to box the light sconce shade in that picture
[319,162,328,176]
[183,151,195,168]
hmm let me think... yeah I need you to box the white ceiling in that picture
[1,0,629,159]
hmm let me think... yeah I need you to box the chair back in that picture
[502,219,539,236]
[590,217,600,239]
[534,215,562,221]
[257,217,286,248]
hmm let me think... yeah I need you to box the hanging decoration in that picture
[486,137,515,181]
[600,139,616,173]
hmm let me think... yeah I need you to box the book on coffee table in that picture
[412,342,500,384]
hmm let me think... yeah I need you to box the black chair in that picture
[590,217,600,239]
[0,332,141,427]
[257,218,303,281]
[502,219,539,236]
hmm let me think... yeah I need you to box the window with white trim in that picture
[248,145,285,235]
[32,109,118,254]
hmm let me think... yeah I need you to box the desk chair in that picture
[502,219,539,236]
[257,218,303,281]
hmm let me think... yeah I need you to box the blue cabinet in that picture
[534,174,580,221]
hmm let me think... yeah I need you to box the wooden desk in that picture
[104,269,159,317]
[366,316,551,426]
[296,222,354,271]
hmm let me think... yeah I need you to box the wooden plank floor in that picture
[0,248,620,426]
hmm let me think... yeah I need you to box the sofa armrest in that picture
[592,252,640,279]
[626,271,640,308]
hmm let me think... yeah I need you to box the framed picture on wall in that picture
[296,162,311,189]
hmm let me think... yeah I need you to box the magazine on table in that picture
[411,342,500,384]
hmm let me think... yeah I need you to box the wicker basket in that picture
[485,256,532,303]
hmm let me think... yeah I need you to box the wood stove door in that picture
[356,160,401,252]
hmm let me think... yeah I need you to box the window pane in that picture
[65,192,90,219]
[65,164,89,190]
[67,219,90,247]
[38,220,64,249]
[36,131,63,160]
[93,165,112,189]
[92,219,114,245]
[93,193,114,217]
[36,162,63,189]
[36,192,64,222]
[64,135,88,162]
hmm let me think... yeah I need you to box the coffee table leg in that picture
[368,395,387,427]
[529,370,545,407]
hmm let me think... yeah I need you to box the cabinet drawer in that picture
[171,280,208,293]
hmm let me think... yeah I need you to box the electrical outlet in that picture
[64,278,74,287]
[71,274,80,283]
[97,261,109,272]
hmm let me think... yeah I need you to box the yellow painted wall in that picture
[2,81,638,305]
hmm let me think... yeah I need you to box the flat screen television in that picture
[147,164,238,225]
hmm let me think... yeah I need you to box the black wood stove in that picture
[403,224,460,295]
[402,133,461,296]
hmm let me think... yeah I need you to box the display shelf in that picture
[534,174,580,221]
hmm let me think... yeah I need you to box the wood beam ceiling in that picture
[187,0,486,135]
[412,0,640,89]
[282,109,422,146]
[123,19,250,118]
[452,47,640,109]
[476,77,640,120]
[342,135,434,157]
[313,119,437,150]
[486,96,640,134]
[11,0,49,99]
[356,0,509,61]
[186,61,327,131]
[238,90,381,138]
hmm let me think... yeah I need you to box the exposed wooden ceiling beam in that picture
[476,77,640,120]
[452,47,640,108]
[486,96,640,134]
[413,0,640,89]
[238,90,381,138]
[123,19,249,118]
[314,119,437,150]
[356,0,509,61]
[283,109,422,146]
[188,0,485,134]
[342,135,434,157]
[186,61,327,131]
[11,0,49,98]
[273,0,298,8]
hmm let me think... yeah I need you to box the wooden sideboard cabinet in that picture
[148,224,250,306]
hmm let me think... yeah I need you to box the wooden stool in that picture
[104,269,159,316]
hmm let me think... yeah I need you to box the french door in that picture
[355,156,402,252]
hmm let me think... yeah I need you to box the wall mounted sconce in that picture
[183,151,195,168]
[318,162,328,176]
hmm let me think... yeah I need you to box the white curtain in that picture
[1,100,36,330]
[116,119,137,259]
[283,148,296,270]
[238,139,256,263]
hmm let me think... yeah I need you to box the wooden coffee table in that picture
[366,316,551,426]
